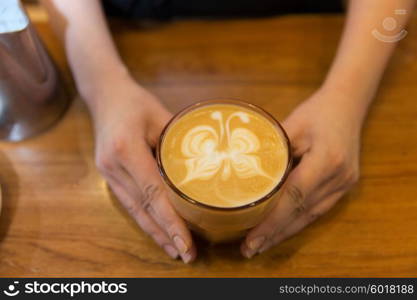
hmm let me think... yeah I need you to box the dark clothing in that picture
[102,0,344,20]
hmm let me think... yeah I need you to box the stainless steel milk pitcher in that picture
[0,0,69,142]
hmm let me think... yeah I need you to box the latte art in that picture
[160,103,288,208]
[180,111,273,185]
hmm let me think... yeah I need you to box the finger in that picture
[108,164,196,263]
[242,150,328,258]
[258,191,344,254]
[106,176,180,260]
[119,144,196,264]
[144,102,172,147]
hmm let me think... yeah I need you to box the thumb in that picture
[146,105,172,146]
[282,114,310,158]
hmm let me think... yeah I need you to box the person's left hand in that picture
[241,87,363,258]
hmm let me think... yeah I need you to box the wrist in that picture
[320,68,380,117]
[78,64,131,104]
[310,83,373,129]
[78,66,138,114]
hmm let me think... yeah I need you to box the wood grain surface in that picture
[1,9,417,277]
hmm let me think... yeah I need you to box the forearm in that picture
[41,0,129,110]
[321,0,415,121]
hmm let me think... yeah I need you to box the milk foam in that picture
[180,111,273,185]
[161,104,288,208]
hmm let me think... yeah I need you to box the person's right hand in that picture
[88,74,196,263]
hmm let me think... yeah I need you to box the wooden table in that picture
[1,10,417,277]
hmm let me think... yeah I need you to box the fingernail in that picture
[257,242,270,254]
[248,236,265,252]
[173,235,189,254]
[164,244,179,259]
[182,252,193,264]
[243,247,256,259]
